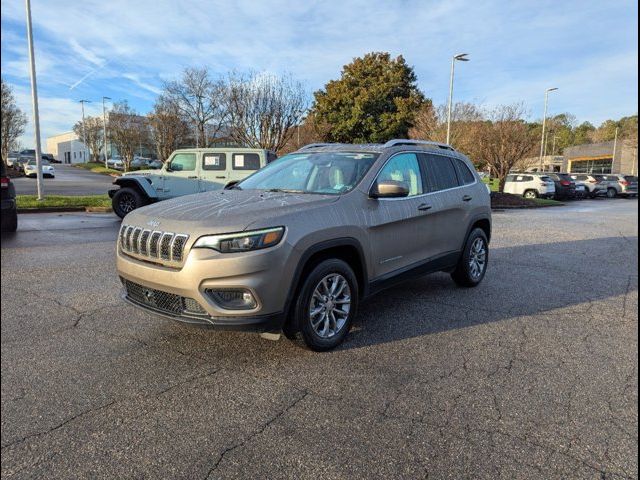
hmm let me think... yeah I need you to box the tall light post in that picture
[79,99,90,163]
[446,53,470,145]
[102,96,111,168]
[538,87,558,172]
[25,0,44,200]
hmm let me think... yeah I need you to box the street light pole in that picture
[102,97,111,168]
[446,53,469,145]
[538,87,558,172]
[25,0,44,200]
[79,99,91,163]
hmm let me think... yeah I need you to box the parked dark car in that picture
[547,173,576,200]
[43,153,60,163]
[1,161,18,232]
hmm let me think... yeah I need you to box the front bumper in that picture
[117,238,299,333]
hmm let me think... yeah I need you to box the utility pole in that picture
[538,87,558,172]
[25,0,44,200]
[612,127,619,170]
[446,53,470,145]
[79,100,91,162]
[102,97,110,168]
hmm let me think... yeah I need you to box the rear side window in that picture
[233,153,260,170]
[422,154,459,192]
[202,153,226,171]
[453,159,476,185]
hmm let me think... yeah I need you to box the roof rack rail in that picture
[297,143,336,151]
[383,139,455,151]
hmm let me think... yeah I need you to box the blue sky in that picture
[1,0,637,148]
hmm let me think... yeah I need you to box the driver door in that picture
[161,152,200,198]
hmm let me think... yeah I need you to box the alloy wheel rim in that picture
[468,238,487,280]
[309,273,351,339]
[119,194,135,213]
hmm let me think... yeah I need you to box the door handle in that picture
[462,195,473,202]
[215,176,226,179]
[417,203,432,211]
[188,176,198,179]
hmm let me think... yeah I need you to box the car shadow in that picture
[341,236,638,350]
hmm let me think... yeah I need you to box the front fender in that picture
[112,176,159,200]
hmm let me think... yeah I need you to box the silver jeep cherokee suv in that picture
[116,140,491,350]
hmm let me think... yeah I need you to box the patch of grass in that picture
[72,162,121,175]
[532,197,564,206]
[481,177,500,192]
[17,194,111,209]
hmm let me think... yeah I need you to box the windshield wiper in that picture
[265,188,306,194]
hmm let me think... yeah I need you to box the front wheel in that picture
[112,187,145,218]
[606,188,617,199]
[287,259,358,351]
[451,228,489,288]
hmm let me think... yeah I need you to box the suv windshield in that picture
[237,152,378,195]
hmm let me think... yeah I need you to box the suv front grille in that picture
[119,224,189,267]
[123,279,207,316]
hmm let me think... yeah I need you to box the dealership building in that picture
[563,140,638,175]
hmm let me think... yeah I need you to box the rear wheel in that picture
[112,187,146,218]
[287,259,358,351]
[1,208,18,232]
[606,188,617,199]
[451,228,489,288]
[523,190,537,199]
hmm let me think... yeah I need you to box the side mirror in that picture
[165,164,173,172]
[370,180,410,198]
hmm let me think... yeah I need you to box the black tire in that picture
[451,228,489,288]
[523,190,537,199]
[112,187,146,218]
[287,258,358,351]
[606,188,617,199]
[1,208,18,232]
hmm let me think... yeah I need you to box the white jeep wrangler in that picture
[109,148,276,218]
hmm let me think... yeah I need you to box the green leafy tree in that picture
[312,52,425,143]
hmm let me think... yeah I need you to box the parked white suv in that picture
[503,173,555,199]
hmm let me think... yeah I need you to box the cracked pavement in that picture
[1,200,638,479]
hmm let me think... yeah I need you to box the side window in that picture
[233,153,260,170]
[202,153,226,171]
[376,153,423,197]
[505,175,517,182]
[453,159,476,185]
[422,154,459,192]
[169,153,196,172]
[524,176,534,182]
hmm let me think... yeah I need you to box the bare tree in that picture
[474,104,538,191]
[73,116,104,162]
[410,101,484,161]
[108,101,148,171]
[228,72,307,153]
[147,96,190,162]
[162,67,229,147]
[279,113,328,154]
[1,78,28,166]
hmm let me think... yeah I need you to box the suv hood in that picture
[124,189,339,235]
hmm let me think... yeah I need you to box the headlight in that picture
[193,227,284,253]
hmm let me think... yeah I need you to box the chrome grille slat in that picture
[119,224,188,267]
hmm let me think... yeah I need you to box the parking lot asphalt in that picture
[12,164,114,196]
[1,200,638,479]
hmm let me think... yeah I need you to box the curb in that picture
[17,206,113,214]
[491,203,565,210]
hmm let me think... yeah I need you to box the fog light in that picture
[206,289,257,310]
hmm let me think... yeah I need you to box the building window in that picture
[570,158,613,174]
